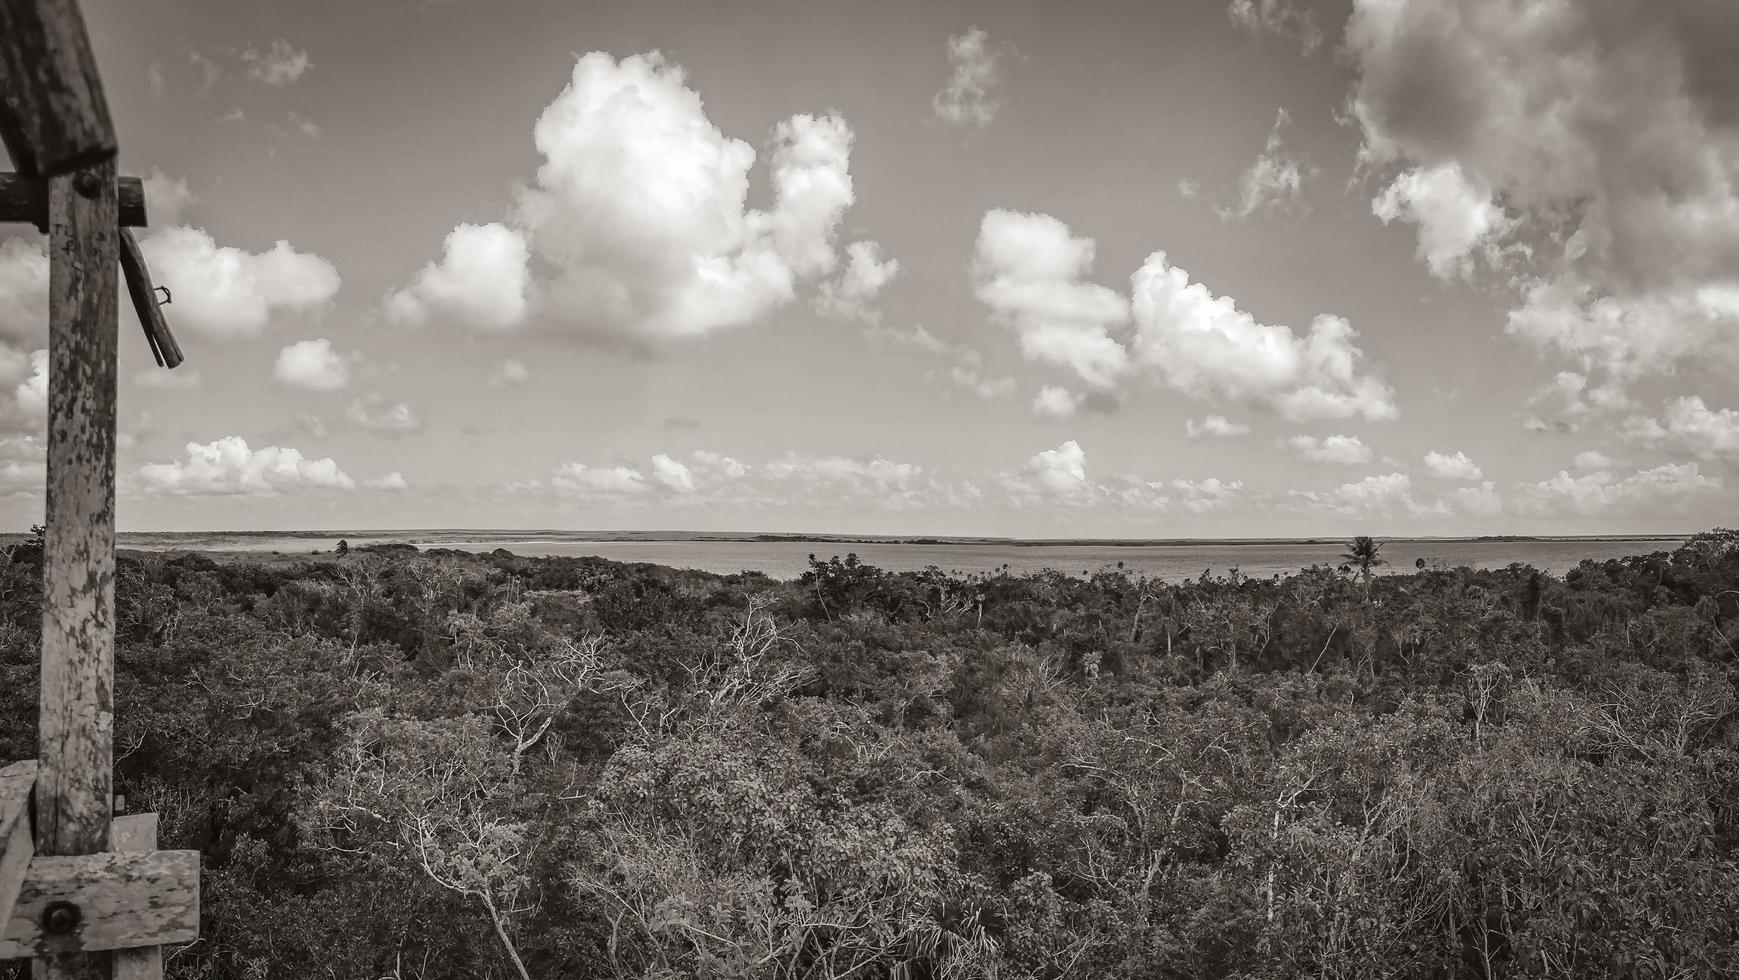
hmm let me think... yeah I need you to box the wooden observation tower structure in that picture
[0,1,200,977]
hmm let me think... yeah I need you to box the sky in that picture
[1,0,1736,536]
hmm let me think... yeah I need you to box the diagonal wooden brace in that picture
[0,761,200,962]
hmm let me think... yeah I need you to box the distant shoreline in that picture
[38,528,1696,551]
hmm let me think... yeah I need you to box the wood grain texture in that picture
[34,161,118,980]
[109,815,164,980]
[0,849,199,958]
[0,761,36,939]
[117,229,181,370]
[0,173,146,230]
[0,0,116,176]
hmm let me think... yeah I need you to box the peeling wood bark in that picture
[109,815,162,980]
[0,849,199,958]
[0,173,146,231]
[0,0,116,176]
[34,159,117,980]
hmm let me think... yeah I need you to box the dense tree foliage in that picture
[2,532,1737,978]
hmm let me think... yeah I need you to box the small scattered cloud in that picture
[1287,434,1373,466]
[365,471,409,491]
[1422,449,1483,481]
[132,368,203,391]
[950,365,1015,400]
[241,39,311,87]
[487,358,531,387]
[273,338,353,391]
[932,27,1002,128]
[1217,109,1312,220]
[1227,0,1322,54]
[1574,450,1616,471]
[1032,385,1083,420]
[815,240,900,324]
[344,393,424,437]
[1186,415,1251,439]
[287,111,321,140]
[189,51,222,98]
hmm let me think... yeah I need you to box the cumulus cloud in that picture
[1344,0,1739,386]
[1220,109,1311,219]
[1287,472,1447,521]
[1574,450,1616,471]
[12,348,47,420]
[1422,449,1483,481]
[1228,0,1322,54]
[815,240,900,324]
[487,358,531,387]
[0,239,49,342]
[1517,463,1722,517]
[508,52,859,345]
[1621,396,1739,460]
[384,222,531,332]
[241,39,310,86]
[553,462,647,495]
[1371,163,1513,279]
[1450,481,1504,517]
[932,27,1002,127]
[142,168,196,227]
[972,210,1131,389]
[1013,439,1090,498]
[1287,434,1372,466]
[1129,251,1398,421]
[344,394,424,437]
[137,436,353,495]
[1033,385,1083,420]
[1186,415,1251,438]
[273,338,352,390]
[649,453,695,493]
[140,227,340,339]
[971,210,1397,421]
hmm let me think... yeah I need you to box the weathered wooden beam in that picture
[0,173,146,231]
[0,761,35,933]
[118,229,181,370]
[0,848,199,958]
[0,0,116,177]
[109,815,163,980]
[36,159,118,980]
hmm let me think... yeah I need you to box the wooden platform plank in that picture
[0,849,199,958]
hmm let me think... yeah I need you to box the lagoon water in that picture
[128,534,1685,582]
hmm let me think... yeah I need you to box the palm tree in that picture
[1342,536,1385,593]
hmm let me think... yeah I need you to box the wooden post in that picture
[34,158,118,980]
[0,0,116,176]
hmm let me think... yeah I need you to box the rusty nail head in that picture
[74,171,101,198]
[42,901,80,935]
